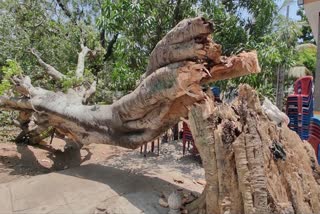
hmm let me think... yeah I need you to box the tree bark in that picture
[75,43,90,78]
[187,84,320,214]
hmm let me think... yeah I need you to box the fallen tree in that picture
[0,17,259,148]
[2,17,320,214]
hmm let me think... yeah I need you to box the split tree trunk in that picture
[187,84,320,214]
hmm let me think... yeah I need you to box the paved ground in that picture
[0,141,205,214]
[0,138,129,184]
[0,164,201,214]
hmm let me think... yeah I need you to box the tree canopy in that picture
[0,0,315,103]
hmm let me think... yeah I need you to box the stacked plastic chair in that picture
[308,116,320,164]
[211,86,221,101]
[286,76,314,140]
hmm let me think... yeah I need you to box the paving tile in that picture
[63,186,117,204]
[119,191,168,214]
[9,174,66,201]
[14,204,72,214]
[0,164,200,214]
[46,204,74,214]
[67,190,116,214]
[101,195,144,214]
[12,193,65,212]
[0,184,13,214]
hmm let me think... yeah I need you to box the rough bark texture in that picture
[187,84,320,214]
[0,17,260,148]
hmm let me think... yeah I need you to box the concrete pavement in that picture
[0,164,198,214]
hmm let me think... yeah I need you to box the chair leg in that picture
[140,145,143,154]
[144,143,147,157]
[151,141,155,153]
[157,138,160,156]
[193,140,198,154]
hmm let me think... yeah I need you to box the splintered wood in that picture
[187,84,320,214]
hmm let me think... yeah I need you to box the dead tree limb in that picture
[30,48,65,80]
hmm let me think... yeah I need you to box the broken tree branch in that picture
[145,17,214,77]
[55,0,76,24]
[30,48,65,80]
[75,43,90,78]
[82,81,96,104]
[202,51,260,84]
[104,33,119,61]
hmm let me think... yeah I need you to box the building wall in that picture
[305,0,320,4]
[304,0,320,43]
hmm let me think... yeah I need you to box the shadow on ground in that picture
[59,163,195,214]
[0,142,93,178]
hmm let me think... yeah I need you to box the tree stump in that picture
[187,84,320,214]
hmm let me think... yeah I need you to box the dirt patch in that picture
[0,136,130,184]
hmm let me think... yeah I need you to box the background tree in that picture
[297,7,315,44]
[1,0,309,103]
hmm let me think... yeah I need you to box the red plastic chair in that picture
[294,76,313,95]
[182,122,198,155]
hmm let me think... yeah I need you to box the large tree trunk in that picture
[187,85,320,214]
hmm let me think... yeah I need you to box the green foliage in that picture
[0,60,22,95]
[0,111,16,126]
[0,0,79,74]
[107,60,140,91]
[61,77,82,92]
[203,1,301,100]
[295,44,317,74]
[226,32,297,101]
[0,0,103,92]
[97,0,198,92]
